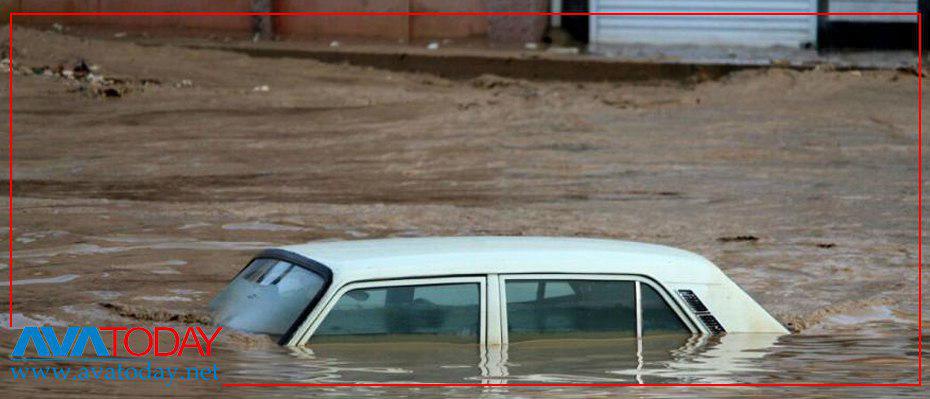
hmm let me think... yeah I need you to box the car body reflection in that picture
[280,333,782,384]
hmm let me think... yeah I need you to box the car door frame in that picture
[494,273,704,344]
[292,275,489,347]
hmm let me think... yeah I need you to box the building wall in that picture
[11,0,497,41]
[10,0,253,32]
[485,0,548,44]
[410,0,489,42]
[274,0,410,41]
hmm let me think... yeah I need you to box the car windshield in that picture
[210,258,325,341]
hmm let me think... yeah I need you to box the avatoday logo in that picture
[11,326,223,358]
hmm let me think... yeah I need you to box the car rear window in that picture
[641,284,690,335]
[505,279,637,342]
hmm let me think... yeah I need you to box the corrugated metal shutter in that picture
[828,0,917,23]
[590,0,818,47]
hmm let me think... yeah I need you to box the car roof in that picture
[277,236,721,285]
[275,236,789,334]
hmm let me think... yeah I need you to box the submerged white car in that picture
[210,237,787,346]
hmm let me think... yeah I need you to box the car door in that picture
[497,274,699,344]
[296,276,489,346]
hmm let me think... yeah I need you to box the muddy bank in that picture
[175,43,752,83]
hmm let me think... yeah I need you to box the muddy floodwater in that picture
[0,26,927,397]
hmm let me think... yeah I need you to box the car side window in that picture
[641,284,690,335]
[311,283,481,344]
[505,279,636,342]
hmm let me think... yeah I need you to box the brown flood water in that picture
[0,26,926,397]
[1,331,923,397]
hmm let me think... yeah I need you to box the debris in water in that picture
[253,84,270,92]
[717,235,759,243]
[99,87,122,98]
[100,302,212,324]
[222,221,302,231]
[14,58,161,98]
[72,59,91,79]
[135,296,192,302]
[330,40,340,48]
[11,58,157,98]
[427,42,440,50]
[816,243,837,248]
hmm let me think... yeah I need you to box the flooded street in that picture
[0,25,927,397]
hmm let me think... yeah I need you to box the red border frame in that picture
[5,11,923,389]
